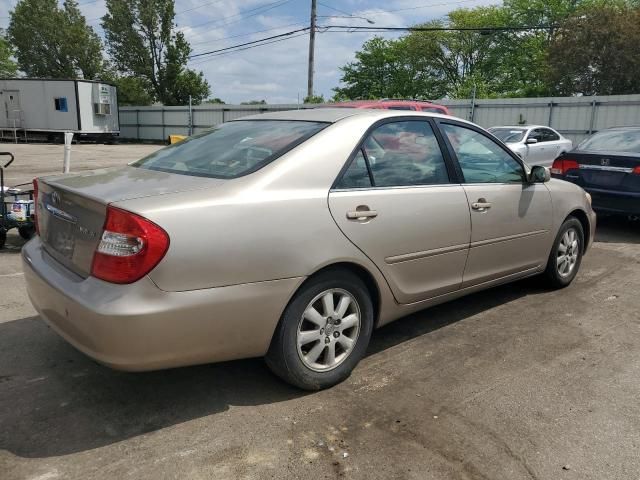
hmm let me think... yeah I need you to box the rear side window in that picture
[543,129,560,141]
[420,107,446,114]
[335,150,372,189]
[133,120,327,179]
[387,105,416,111]
[336,120,449,189]
[577,129,640,153]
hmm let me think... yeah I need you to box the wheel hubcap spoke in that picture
[322,292,335,317]
[305,342,325,364]
[340,313,358,330]
[335,295,351,319]
[337,335,355,350]
[303,306,325,327]
[298,329,322,346]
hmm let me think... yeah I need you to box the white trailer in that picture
[0,78,119,143]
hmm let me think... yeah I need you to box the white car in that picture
[488,126,573,166]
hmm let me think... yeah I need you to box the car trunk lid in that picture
[560,152,640,191]
[36,166,222,277]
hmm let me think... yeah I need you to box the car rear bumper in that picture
[22,238,302,371]
[586,187,640,215]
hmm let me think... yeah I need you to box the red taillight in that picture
[91,206,169,284]
[551,159,579,175]
[633,166,640,175]
[32,178,40,235]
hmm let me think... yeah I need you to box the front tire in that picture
[266,269,374,390]
[543,217,584,289]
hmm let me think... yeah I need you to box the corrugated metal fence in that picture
[120,94,640,144]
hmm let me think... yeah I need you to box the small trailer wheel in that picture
[18,225,36,240]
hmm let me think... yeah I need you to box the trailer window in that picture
[54,97,68,112]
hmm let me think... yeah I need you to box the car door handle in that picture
[471,201,492,210]
[346,209,378,220]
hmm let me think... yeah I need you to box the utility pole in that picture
[307,0,317,100]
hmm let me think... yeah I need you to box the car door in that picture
[328,118,471,304]
[438,121,553,287]
[525,128,547,164]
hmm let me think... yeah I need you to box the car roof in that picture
[333,99,444,107]
[239,107,453,124]
[491,125,551,130]
[604,125,640,131]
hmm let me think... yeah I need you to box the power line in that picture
[319,24,555,32]
[188,32,310,65]
[317,2,354,17]
[179,0,293,32]
[189,27,310,59]
[175,0,227,16]
[365,0,492,15]
[189,22,307,47]
[187,23,555,64]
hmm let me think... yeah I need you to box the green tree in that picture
[0,30,18,78]
[8,0,104,79]
[205,97,226,104]
[240,100,267,105]
[113,76,154,106]
[303,94,325,103]
[334,36,446,100]
[547,5,640,95]
[102,0,210,105]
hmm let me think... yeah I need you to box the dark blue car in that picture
[551,126,640,216]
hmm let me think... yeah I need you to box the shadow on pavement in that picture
[0,276,548,459]
[594,215,640,244]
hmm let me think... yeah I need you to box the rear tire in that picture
[266,269,374,390]
[543,217,584,289]
[0,228,6,249]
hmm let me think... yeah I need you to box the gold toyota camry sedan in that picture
[23,109,595,390]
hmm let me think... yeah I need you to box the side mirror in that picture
[530,165,551,183]
[526,137,538,145]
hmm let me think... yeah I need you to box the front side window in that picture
[362,120,449,187]
[133,120,327,179]
[441,123,525,184]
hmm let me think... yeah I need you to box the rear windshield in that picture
[132,120,328,179]
[489,128,526,143]
[577,129,640,153]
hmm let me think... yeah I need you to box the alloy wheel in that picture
[557,228,580,277]
[296,288,361,372]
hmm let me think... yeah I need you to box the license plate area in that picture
[45,216,76,259]
[581,170,625,188]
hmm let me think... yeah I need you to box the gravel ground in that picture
[1,144,639,480]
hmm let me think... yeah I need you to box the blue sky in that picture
[0,0,499,103]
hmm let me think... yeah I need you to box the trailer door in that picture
[2,90,21,128]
